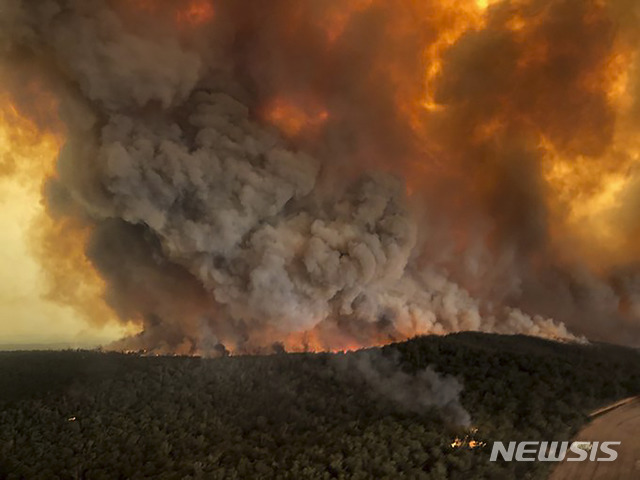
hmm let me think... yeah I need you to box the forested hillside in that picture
[0,333,638,479]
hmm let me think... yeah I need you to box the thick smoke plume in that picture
[2,0,640,353]
[333,350,471,426]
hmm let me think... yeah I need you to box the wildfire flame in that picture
[450,427,486,449]
[3,0,640,353]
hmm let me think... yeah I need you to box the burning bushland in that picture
[1,0,640,354]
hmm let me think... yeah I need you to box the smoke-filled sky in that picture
[0,102,127,346]
[1,0,640,353]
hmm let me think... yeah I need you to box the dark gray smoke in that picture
[333,350,471,426]
[3,0,640,354]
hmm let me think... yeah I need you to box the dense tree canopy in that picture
[0,333,638,479]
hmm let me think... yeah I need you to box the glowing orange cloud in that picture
[263,97,329,138]
[176,0,215,27]
[0,92,134,343]
[319,0,374,44]
[129,0,214,28]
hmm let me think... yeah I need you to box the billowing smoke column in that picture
[2,0,640,353]
[334,350,472,426]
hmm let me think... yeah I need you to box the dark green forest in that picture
[0,332,639,479]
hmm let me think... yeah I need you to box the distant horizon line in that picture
[0,340,111,351]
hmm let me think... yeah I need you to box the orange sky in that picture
[0,100,135,347]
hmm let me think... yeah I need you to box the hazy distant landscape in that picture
[0,343,97,352]
[1,333,638,479]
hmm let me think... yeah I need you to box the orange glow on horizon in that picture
[0,91,136,345]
